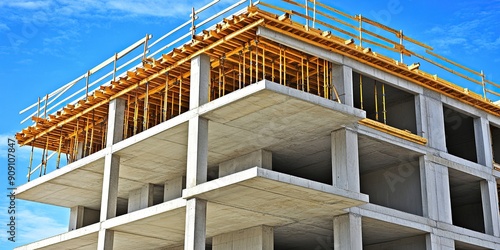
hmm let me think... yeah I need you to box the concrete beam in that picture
[186,116,209,188]
[256,26,343,65]
[184,198,207,250]
[212,225,273,250]
[331,65,353,106]
[164,176,186,201]
[69,206,100,231]
[333,213,362,250]
[219,149,272,178]
[481,180,500,236]
[474,117,493,168]
[190,54,210,109]
[420,157,452,223]
[331,128,359,192]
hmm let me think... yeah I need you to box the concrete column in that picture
[97,229,115,250]
[332,65,354,106]
[184,198,207,250]
[186,116,209,188]
[76,142,84,160]
[68,206,100,231]
[333,213,362,250]
[212,225,273,250]
[128,183,154,213]
[164,176,186,201]
[331,128,359,192]
[417,91,446,151]
[474,117,493,167]
[420,157,453,223]
[190,54,210,109]
[106,98,126,147]
[219,149,272,177]
[425,234,455,250]
[481,180,500,236]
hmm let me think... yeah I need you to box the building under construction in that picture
[14,0,500,249]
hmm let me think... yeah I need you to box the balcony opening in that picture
[443,106,477,163]
[359,135,422,216]
[353,72,417,134]
[449,168,484,233]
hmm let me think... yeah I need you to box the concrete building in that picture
[14,1,500,249]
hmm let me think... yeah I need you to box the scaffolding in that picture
[16,0,500,181]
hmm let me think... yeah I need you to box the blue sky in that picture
[0,0,499,249]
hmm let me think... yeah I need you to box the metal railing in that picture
[19,0,259,126]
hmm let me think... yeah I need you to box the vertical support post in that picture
[112,53,118,82]
[313,0,316,28]
[85,71,90,100]
[359,75,364,108]
[56,126,63,169]
[97,98,125,250]
[305,0,309,30]
[481,179,500,236]
[474,116,493,167]
[333,212,362,250]
[185,198,207,250]
[399,30,404,63]
[331,128,360,192]
[374,81,379,121]
[144,81,149,130]
[382,83,387,124]
[358,15,363,47]
[163,72,169,122]
[143,34,150,61]
[190,54,210,109]
[420,156,453,223]
[481,70,487,99]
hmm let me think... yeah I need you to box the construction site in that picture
[13,0,500,249]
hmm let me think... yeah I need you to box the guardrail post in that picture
[481,70,486,100]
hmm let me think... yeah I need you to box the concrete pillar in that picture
[417,91,446,151]
[481,180,500,236]
[212,225,273,250]
[332,65,354,106]
[68,206,100,231]
[164,176,186,201]
[425,234,455,250]
[420,157,453,223]
[190,54,210,109]
[331,128,359,192]
[184,198,207,250]
[97,98,125,249]
[106,98,125,147]
[128,183,154,213]
[186,116,209,188]
[474,117,493,167]
[97,229,115,250]
[333,213,362,250]
[76,142,84,160]
[219,149,272,177]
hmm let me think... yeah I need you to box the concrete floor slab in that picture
[184,167,368,221]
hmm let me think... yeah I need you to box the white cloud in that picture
[0,23,9,31]
[427,2,500,54]
[0,201,68,246]
[5,1,52,10]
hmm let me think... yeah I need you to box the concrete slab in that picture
[14,224,99,250]
[184,167,368,222]
[15,151,106,210]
